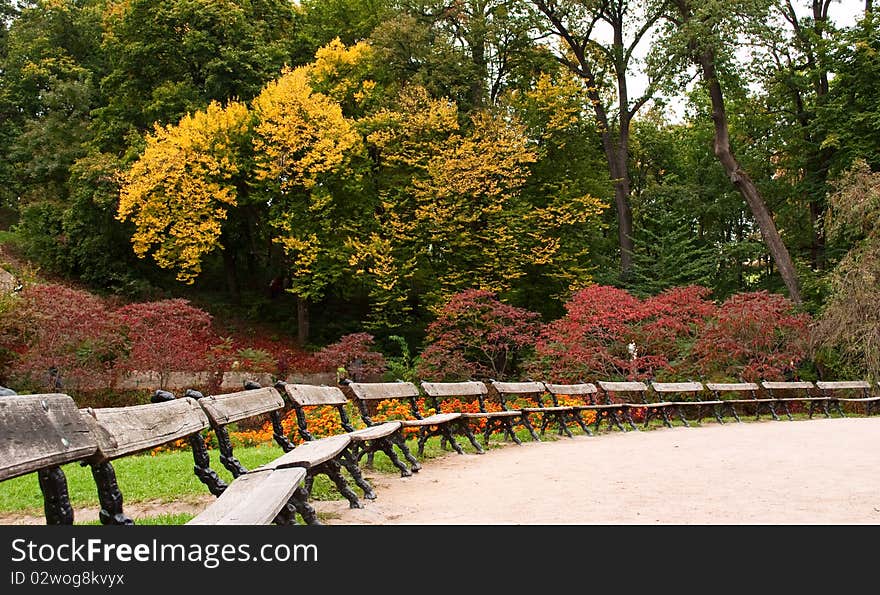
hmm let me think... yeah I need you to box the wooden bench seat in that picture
[760,381,822,420]
[596,381,661,431]
[400,412,463,427]
[649,381,720,427]
[490,381,575,440]
[815,380,879,417]
[186,467,307,526]
[342,380,466,465]
[542,382,625,436]
[420,380,525,452]
[704,382,779,421]
[186,382,371,524]
[280,382,414,481]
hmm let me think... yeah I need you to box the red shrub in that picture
[313,332,386,381]
[2,284,127,391]
[693,291,810,382]
[115,299,216,389]
[416,289,541,381]
[528,285,716,382]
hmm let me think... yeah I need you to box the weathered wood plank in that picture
[83,397,209,463]
[543,383,597,395]
[420,381,488,397]
[815,380,871,391]
[346,421,402,441]
[400,412,462,427]
[283,384,348,407]
[197,387,284,426]
[704,382,760,392]
[761,381,815,390]
[0,394,97,482]
[461,410,522,419]
[650,382,705,393]
[255,435,351,470]
[186,467,306,525]
[597,381,648,392]
[346,382,419,401]
[491,381,545,394]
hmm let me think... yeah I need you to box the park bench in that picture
[541,382,614,436]
[277,381,414,483]
[0,392,307,526]
[420,380,525,452]
[596,381,664,431]
[0,393,98,524]
[703,382,778,421]
[341,380,466,465]
[760,381,822,420]
[814,380,879,417]
[648,381,723,427]
[489,380,574,440]
[185,383,366,525]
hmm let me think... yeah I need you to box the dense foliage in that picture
[0,2,877,382]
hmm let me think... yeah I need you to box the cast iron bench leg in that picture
[392,433,421,472]
[572,411,592,435]
[373,437,412,477]
[315,459,362,509]
[459,420,485,454]
[90,461,133,526]
[339,447,376,500]
[290,486,320,525]
[520,412,540,441]
[37,467,74,525]
[440,425,464,454]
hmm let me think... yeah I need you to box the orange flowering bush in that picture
[371,398,437,439]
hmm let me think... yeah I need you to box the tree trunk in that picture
[296,295,309,347]
[696,50,803,304]
[602,133,634,275]
[222,249,241,305]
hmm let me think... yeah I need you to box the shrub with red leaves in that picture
[312,332,386,381]
[416,289,541,381]
[528,285,716,382]
[1,284,127,391]
[116,299,216,389]
[693,291,810,382]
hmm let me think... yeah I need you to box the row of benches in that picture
[2,378,877,526]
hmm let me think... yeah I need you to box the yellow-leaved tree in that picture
[251,57,366,342]
[117,100,251,284]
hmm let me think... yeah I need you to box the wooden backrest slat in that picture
[597,381,647,392]
[197,387,284,426]
[761,381,815,390]
[491,381,545,395]
[420,381,487,397]
[815,381,871,391]
[543,383,597,395]
[650,382,704,393]
[83,397,209,463]
[346,382,420,401]
[0,394,98,482]
[284,384,348,407]
[704,382,759,392]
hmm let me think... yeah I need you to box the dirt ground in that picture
[5,417,880,525]
[318,416,880,525]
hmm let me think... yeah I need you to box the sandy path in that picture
[317,417,880,525]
